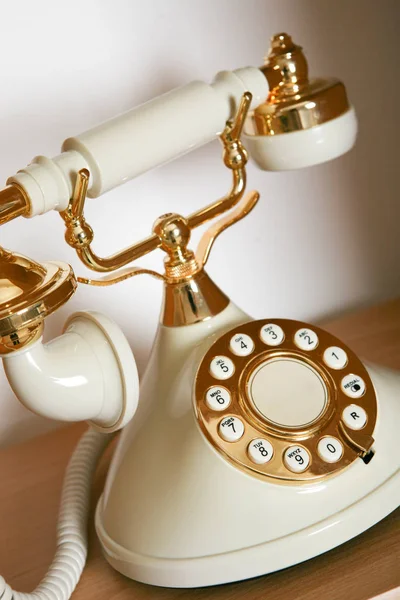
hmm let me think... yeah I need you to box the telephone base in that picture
[96,470,399,588]
[95,305,400,589]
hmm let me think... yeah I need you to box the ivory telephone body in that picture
[0,33,399,596]
[96,308,400,587]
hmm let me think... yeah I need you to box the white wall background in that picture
[0,0,399,445]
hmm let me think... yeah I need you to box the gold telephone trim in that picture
[194,318,377,483]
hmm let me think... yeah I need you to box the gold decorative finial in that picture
[263,33,309,96]
[153,213,199,281]
[244,32,350,137]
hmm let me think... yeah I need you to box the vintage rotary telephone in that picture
[0,33,399,598]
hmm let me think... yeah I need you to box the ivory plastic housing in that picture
[2,311,139,432]
[244,107,358,171]
[8,68,269,216]
[96,303,400,588]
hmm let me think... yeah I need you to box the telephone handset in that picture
[0,33,399,597]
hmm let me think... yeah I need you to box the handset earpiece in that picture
[244,33,357,170]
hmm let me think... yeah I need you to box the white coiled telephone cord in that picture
[0,429,112,600]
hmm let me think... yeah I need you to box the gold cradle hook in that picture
[60,92,260,287]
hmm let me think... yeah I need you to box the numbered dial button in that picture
[341,374,366,398]
[294,328,319,351]
[210,356,235,380]
[218,416,245,442]
[205,387,231,411]
[323,346,348,370]
[342,404,367,430]
[248,438,274,464]
[260,323,285,346]
[317,436,344,463]
[284,445,310,473]
[229,333,254,357]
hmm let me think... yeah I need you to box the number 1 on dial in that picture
[323,346,348,370]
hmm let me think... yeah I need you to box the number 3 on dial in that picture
[260,324,284,346]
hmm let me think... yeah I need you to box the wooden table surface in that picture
[1,299,400,600]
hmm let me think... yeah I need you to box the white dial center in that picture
[248,358,327,427]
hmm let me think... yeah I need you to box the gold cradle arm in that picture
[195,189,260,268]
[61,92,260,281]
